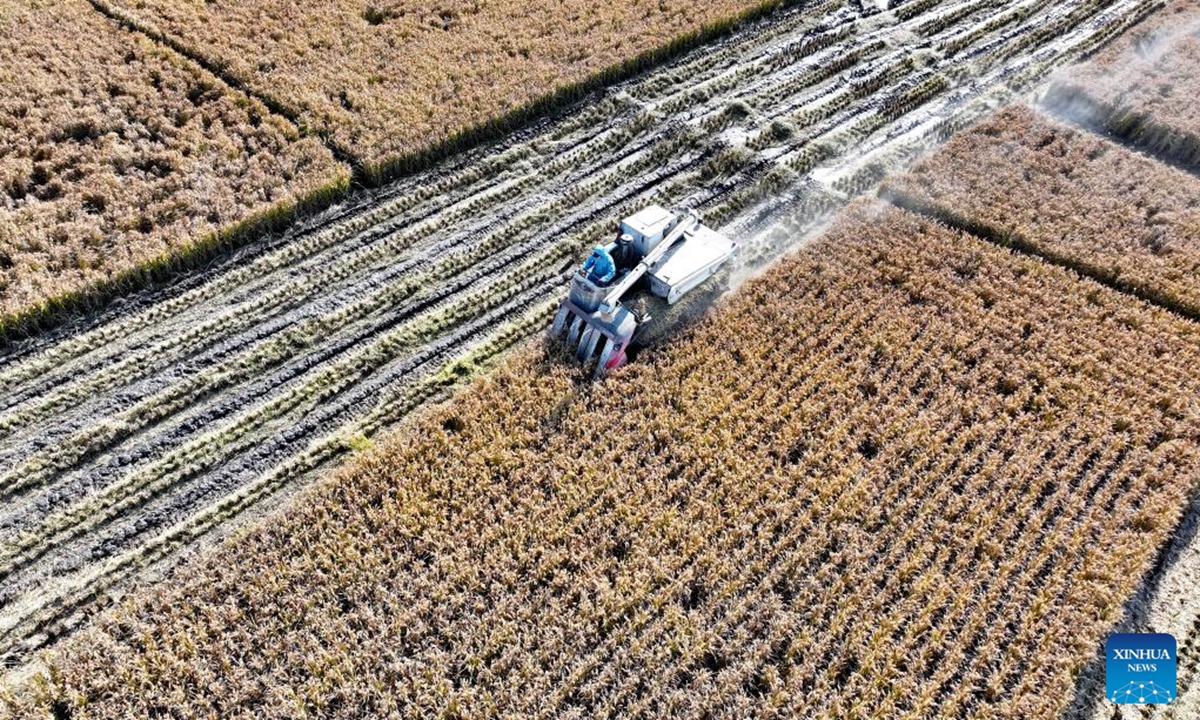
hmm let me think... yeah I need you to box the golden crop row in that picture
[882,104,1200,318]
[10,204,1200,719]
[0,0,348,326]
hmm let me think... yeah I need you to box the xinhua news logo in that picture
[1106,633,1176,705]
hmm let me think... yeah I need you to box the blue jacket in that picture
[582,245,616,284]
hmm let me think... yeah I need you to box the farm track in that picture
[0,0,1164,671]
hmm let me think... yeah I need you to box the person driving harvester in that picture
[581,243,617,285]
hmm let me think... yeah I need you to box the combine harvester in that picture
[549,205,738,377]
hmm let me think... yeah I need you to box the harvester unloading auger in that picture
[549,205,738,378]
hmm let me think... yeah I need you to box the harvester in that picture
[549,205,738,377]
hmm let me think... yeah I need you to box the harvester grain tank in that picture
[549,205,738,377]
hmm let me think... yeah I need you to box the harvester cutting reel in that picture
[549,204,739,378]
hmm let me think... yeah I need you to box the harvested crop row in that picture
[0,0,348,325]
[96,0,789,178]
[1047,0,1200,167]
[12,204,1200,719]
[769,0,1163,180]
[938,0,1055,57]
[881,104,1200,318]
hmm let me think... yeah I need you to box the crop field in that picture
[877,91,1200,719]
[1047,0,1200,167]
[7,203,1199,718]
[878,55,1200,717]
[89,0,776,177]
[0,0,347,327]
[0,0,1161,675]
[2,0,774,337]
[881,104,1200,317]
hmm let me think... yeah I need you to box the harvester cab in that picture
[549,205,738,378]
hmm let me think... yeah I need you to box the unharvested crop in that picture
[1047,0,1200,166]
[882,104,1200,318]
[0,0,348,325]
[96,0,786,178]
[11,205,1200,719]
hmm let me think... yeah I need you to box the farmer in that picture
[582,243,617,285]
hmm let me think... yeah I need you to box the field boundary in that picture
[878,187,1200,322]
[82,0,359,169]
[1,0,819,350]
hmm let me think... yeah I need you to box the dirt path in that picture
[0,0,1162,674]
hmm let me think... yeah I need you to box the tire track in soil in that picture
[0,0,1160,672]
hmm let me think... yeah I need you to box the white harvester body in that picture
[549,205,737,377]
